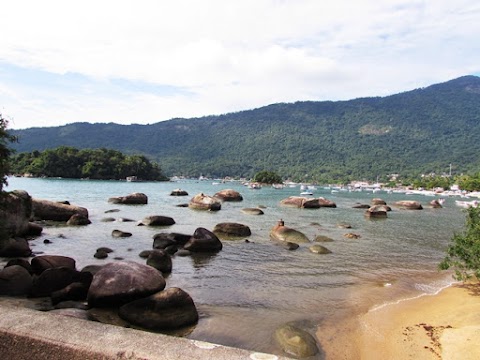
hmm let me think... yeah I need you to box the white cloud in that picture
[0,0,479,128]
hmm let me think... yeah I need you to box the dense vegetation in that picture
[10,147,168,181]
[10,76,480,182]
[440,207,480,280]
[253,170,283,184]
[0,114,17,191]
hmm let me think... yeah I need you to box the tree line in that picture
[10,146,168,181]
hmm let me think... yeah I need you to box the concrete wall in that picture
[0,304,291,360]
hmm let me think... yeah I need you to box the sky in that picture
[1,0,480,129]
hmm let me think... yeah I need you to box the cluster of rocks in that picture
[354,198,442,219]
[0,255,199,331]
[280,196,337,208]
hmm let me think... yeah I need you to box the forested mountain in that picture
[10,75,480,182]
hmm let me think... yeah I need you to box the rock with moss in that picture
[270,220,310,244]
[274,323,319,358]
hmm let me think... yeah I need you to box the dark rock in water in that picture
[213,222,251,238]
[240,207,264,215]
[30,267,93,298]
[101,217,116,222]
[112,229,132,238]
[188,193,221,211]
[51,281,90,305]
[104,209,120,213]
[213,189,243,202]
[344,233,361,239]
[43,239,53,244]
[119,287,198,330]
[141,215,175,227]
[0,237,32,257]
[0,265,32,296]
[97,247,113,253]
[352,203,371,209]
[164,245,178,255]
[66,213,91,226]
[87,261,166,307]
[108,193,148,205]
[31,255,76,276]
[336,222,352,229]
[183,228,223,253]
[94,250,109,259]
[153,232,192,247]
[118,217,135,222]
[274,241,299,251]
[32,198,89,222]
[170,189,189,196]
[430,199,443,208]
[146,249,172,274]
[309,245,332,254]
[5,258,33,274]
[274,323,319,358]
[176,203,189,207]
[139,250,153,258]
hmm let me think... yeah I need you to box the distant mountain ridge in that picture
[10,75,480,181]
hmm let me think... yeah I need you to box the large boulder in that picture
[280,196,336,208]
[213,222,251,238]
[183,228,223,253]
[141,215,175,227]
[214,189,243,202]
[309,244,332,254]
[274,323,319,358]
[270,220,310,244]
[31,255,76,275]
[32,198,89,222]
[0,265,32,296]
[87,261,166,307]
[108,193,148,205]
[394,200,423,210]
[0,237,32,257]
[371,198,387,205]
[188,193,221,211]
[119,287,198,330]
[0,190,32,238]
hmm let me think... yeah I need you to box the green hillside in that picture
[10,75,480,182]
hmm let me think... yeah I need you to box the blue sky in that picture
[1,0,480,129]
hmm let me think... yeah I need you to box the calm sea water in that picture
[3,177,466,356]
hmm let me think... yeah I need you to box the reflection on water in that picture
[3,177,466,357]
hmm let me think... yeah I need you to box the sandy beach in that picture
[321,283,480,360]
[316,283,480,359]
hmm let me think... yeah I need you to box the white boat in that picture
[455,200,479,208]
[126,176,139,182]
[300,191,313,195]
[249,183,262,189]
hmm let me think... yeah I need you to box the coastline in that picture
[318,283,480,359]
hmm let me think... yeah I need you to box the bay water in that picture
[3,177,466,356]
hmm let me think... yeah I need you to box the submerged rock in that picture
[213,222,251,238]
[240,207,264,215]
[274,323,319,358]
[183,228,223,253]
[394,200,423,210]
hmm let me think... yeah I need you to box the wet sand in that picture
[318,283,480,359]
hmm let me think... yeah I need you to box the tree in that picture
[0,114,17,191]
[440,206,480,280]
[253,170,283,184]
